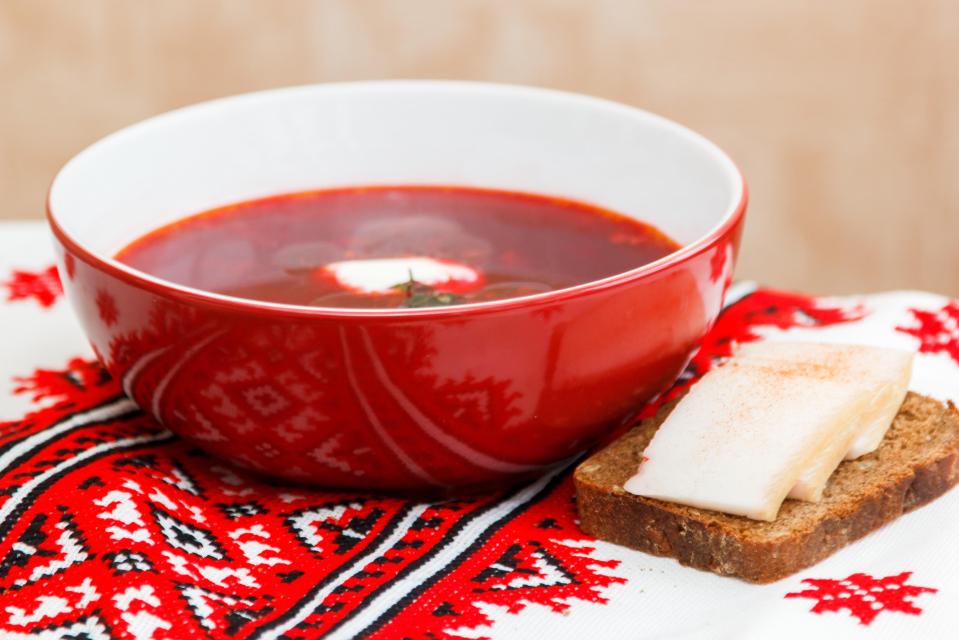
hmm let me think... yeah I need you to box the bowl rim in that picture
[46,80,749,319]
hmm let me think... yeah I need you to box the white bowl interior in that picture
[49,81,742,267]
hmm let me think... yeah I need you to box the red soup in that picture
[116,186,680,308]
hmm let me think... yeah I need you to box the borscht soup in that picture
[116,186,680,309]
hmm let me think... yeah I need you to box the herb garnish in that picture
[392,270,464,308]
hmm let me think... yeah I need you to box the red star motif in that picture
[63,252,76,279]
[785,572,937,626]
[96,288,119,326]
[709,243,729,284]
[3,265,63,308]
[897,301,959,366]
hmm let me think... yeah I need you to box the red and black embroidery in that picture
[3,285,948,638]
[0,358,618,638]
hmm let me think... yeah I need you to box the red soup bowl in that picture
[47,81,746,492]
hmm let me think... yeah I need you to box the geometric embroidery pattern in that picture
[786,572,938,625]
[0,285,946,637]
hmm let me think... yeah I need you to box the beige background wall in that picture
[2,1,957,295]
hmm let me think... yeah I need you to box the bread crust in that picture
[574,393,959,583]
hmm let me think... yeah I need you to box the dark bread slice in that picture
[574,392,959,583]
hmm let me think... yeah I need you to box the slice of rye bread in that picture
[574,392,959,583]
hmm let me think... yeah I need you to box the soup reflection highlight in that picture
[115,186,680,309]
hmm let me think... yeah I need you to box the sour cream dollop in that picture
[321,257,483,295]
